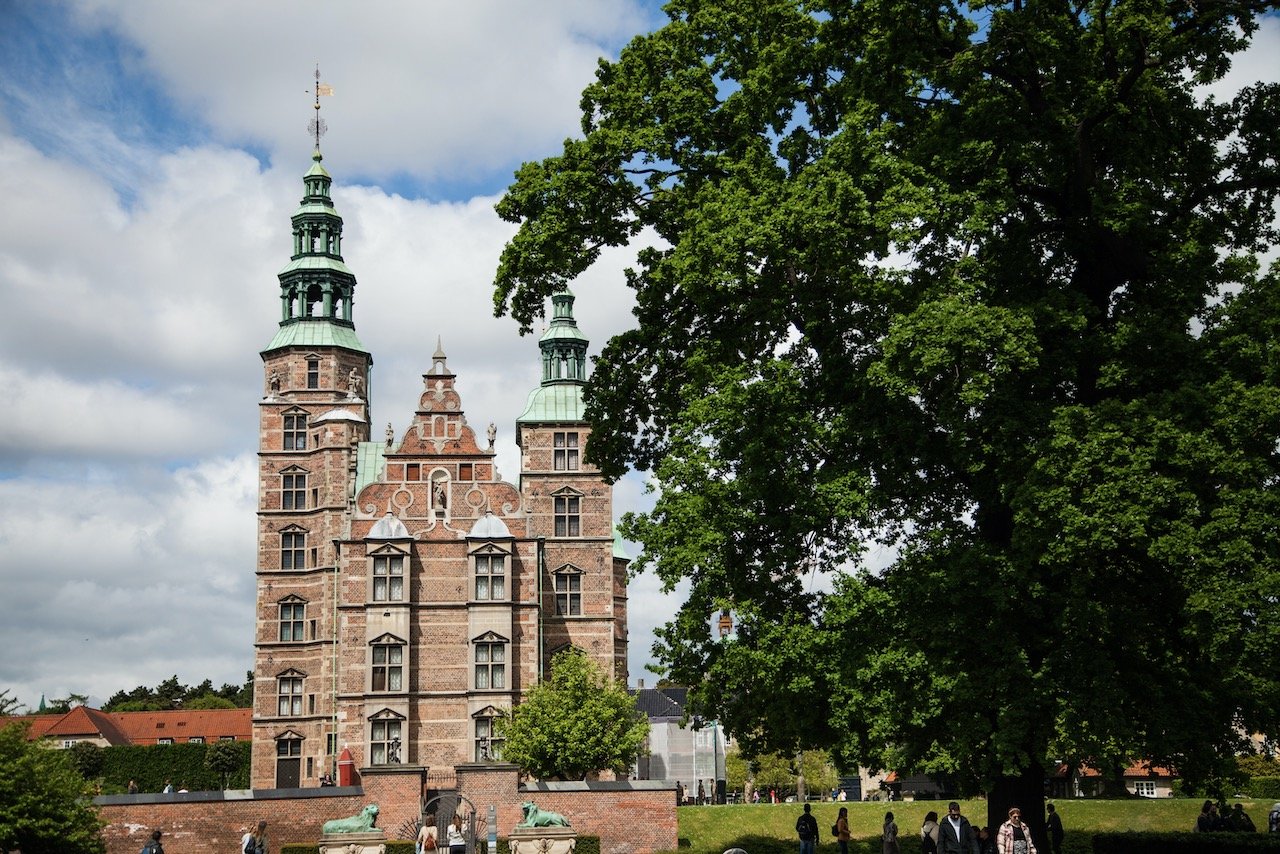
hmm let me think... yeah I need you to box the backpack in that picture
[832,823,840,838]
[921,832,937,854]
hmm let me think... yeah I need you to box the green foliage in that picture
[1244,777,1280,800]
[204,740,243,789]
[493,0,1280,827]
[67,741,104,780]
[1238,756,1280,778]
[0,721,105,854]
[99,741,251,793]
[39,693,88,715]
[495,649,648,780]
[103,672,253,712]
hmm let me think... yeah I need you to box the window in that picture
[475,554,505,600]
[370,718,402,764]
[278,675,303,716]
[326,732,337,755]
[282,472,306,510]
[554,432,579,470]
[307,358,319,389]
[281,531,306,570]
[61,739,79,748]
[283,413,308,450]
[555,573,581,616]
[459,463,473,480]
[372,643,403,691]
[1134,781,1156,798]
[554,495,580,537]
[475,642,506,690]
[279,600,305,641]
[372,555,404,601]
[219,736,236,742]
[157,738,173,745]
[277,736,301,758]
[475,716,505,762]
[189,737,204,744]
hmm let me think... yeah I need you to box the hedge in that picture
[1244,778,1280,800]
[98,741,252,793]
[1092,832,1280,853]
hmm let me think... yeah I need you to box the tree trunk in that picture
[988,763,1046,853]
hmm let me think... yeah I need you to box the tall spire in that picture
[262,71,365,354]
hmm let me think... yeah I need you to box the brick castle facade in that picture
[249,144,629,788]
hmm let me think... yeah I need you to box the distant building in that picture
[1050,760,1177,798]
[1,706,250,747]
[249,142,629,788]
[631,684,728,803]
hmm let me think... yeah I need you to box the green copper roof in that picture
[355,442,387,495]
[517,382,586,423]
[277,255,355,276]
[263,319,368,353]
[612,526,631,560]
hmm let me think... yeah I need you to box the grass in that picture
[674,799,1275,854]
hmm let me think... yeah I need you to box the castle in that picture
[249,144,628,788]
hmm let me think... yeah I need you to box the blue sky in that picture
[0,0,675,709]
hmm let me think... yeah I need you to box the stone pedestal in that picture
[318,830,387,854]
[509,826,577,854]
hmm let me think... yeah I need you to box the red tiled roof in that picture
[1051,760,1175,779]
[113,708,251,744]
[0,707,251,745]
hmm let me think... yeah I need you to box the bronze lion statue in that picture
[516,801,570,828]
[322,803,380,834]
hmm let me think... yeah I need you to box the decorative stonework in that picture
[509,826,576,854]
[318,830,387,854]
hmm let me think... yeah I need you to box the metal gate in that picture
[422,793,484,854]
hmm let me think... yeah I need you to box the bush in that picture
[1243,778,1280,800]
[1092,832,1280,853]
[99,741,251,793]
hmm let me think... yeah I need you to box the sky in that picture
[1,2,1277,713]
[0,0,679,710]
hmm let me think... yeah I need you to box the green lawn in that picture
[675,799,1273,854]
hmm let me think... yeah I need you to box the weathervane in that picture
[308,65,334,150]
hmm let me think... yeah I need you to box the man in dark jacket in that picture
[796,803,820,854]
[936,802,978,854]
[1046,803,1064,854]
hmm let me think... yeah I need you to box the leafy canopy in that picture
[496,649,648,780]
[0,722,105,854]
[494,0,1280,825]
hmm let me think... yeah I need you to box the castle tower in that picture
[251,146,628,790]
[251,142,372,787]
[516,289,629,681]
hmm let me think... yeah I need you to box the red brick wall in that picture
[97,769,676,854]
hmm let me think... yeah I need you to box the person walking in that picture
[1269,802,1280,833]
[836,806,851,854]
[921,810,940,854]
[447,813,468,854]
[795,802,819,854]
[996,807,1036,854]
[417,812,439,854]
[244,820,268,854]
[883,811,901,854]
[937,802,978,854]
[1044,804,1063,854]
[141,830,164,854]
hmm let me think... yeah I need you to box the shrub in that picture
[1243,778,1280,800]
[1092,832,1280,853]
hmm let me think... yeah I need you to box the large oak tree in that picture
[494,0,1280,843]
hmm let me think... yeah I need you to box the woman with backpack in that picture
[244,820,267,854]
[835,806,851,854]
[920,810,940,854]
